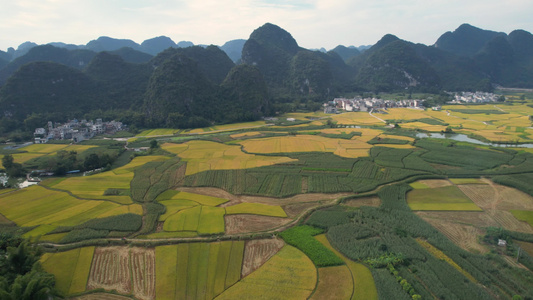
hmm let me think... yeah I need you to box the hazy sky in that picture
[1,0,532,52]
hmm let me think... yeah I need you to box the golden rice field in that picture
[215,245,317,300]
[162,141,295,175]
[229,131,263,139]
[407,185,483,211]
[186,121,266,134]
[0,185,141,228]
[41,246,95,296]
[329,112,385,125]
[136,128,180,137]
[311,265,353,300]
[1,143,98,164]
[239,134,377,158]
[52,171,133,202]
[112,155,169,174]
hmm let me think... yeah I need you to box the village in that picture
[450,91,502,103]
[33,118,125,144]
[323,96,424,114]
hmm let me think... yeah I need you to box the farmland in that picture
[3,101,533,299]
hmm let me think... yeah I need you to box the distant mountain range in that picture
[0,23,532,135]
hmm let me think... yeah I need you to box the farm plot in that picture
[4,143,98,164]
[112,155,169,174]
[185,121,266,134]
[87,247,155,300]
[155,241,244,300]
[315,234,377,300]
[407,185,482,211]
[52,170,133,202]
[215,245,316,300]
[238,134,375,158]
[329,112,385,126]
[162,141,295,175]
[225,203,287,218]
[510,210,533,227]
[0,185,140,227]
[136,128,179,136]
[241,239,285,277]
[41,246,95,296]
[311,265,353,300]
[225,214,291,234]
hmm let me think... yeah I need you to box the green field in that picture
[156,241,244,299]
[225,203,287,217]
[407,185,482,211]
[449,178,487,185]
[510,210,533,227]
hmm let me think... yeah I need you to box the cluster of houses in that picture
[324,97,424,113]
[34,119,125,144]
[451,92,501,103]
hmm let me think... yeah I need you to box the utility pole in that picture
[517,247,521,263]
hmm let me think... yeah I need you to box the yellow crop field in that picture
[20,143,68,153]
[186,121,266,134]
[112,155,169,174]
[416,239,477,282]
[329,112,385,125]
[230,131,263,139]
[382,108,429,121]
[239,134,378,159]
[23,224,56,239]
[136,128,179,136]
[215,245,317,300]
[158,200,196,221]
[163,205,202,232]
[53,171,133,200]
[399,122,447,132]
[63,144,98,153]
[316,234,378,300]
[283,112,329,120]
[162,141,295,175]
[197,206,226,235]
[41,247,94,296]
[225,203,287,218]
[0,185,139,227]
[407,185,482,211]
[165,191,229,206]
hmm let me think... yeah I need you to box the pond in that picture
[415,133,533,148]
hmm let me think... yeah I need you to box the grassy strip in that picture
[279,225,344,267]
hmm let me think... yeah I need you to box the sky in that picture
[1,0,532,52]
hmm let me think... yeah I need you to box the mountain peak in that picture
[249,23,299,54]
[435,24,505,56]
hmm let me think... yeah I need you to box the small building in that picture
[498,239,507,247]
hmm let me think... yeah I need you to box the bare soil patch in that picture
[420,215,489,254]
[491,210,533,233]
[70,293,132,300]
[418,179,452,188]
[176,187,351,205]
[87,247,156,300]
[459,180,533,211]
[225,215,291,234]
[343,196,381,208]
[130,248,155,300]
[242,238,285,277]
[88,247,132,295]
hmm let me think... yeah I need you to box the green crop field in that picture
[163,205,202,232]
[197,206,226,235]
[225,203,287,217]
[407,185,482,211]
[510,210,533,227]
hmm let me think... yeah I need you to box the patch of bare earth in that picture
[343,196,381,208]
[420,215,489,254]
[87,247,156,300]
[176,187,351,205]
[225,215,291,234]
[70,293,132,300]
[242,238,285,277]
[418,179,452,188]
[130,248,155,300]
[88,247,131,295]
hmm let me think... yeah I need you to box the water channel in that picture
[415,132,533,148]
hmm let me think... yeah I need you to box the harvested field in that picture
[415,211,498,228]
[225,203,287,217]
[242,238,285,277]
[310,265,353,300]
[459,182,533,211]
[343,196,381,208]
[225,215,291,234]
[87,247,146,297]
[71,293,132,300]
[491,210,533,233]
[130,248,156,300]
[418,179,452,188]
[407,185,482,211]
[420,216,489,254]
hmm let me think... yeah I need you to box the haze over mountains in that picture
[0,22,532,136]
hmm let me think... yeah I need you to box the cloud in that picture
[0,0,532,51]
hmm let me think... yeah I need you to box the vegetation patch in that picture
[510,210,533,227]
[225,203,287,218]
[407,185,482,211]
[279,225,344,267]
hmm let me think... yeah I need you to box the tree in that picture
[150,140,159,149]
[83,153,101,171]
[2,154,14,170]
